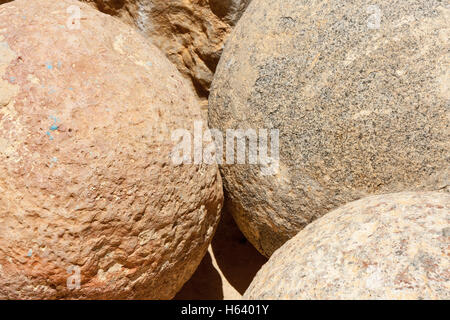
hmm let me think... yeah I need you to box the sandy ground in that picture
[174,208,268,300]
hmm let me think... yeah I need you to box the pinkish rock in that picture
[0,0,223,299]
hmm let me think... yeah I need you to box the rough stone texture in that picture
[210,0,251,26]
[0,0,223,299]
[81,0,251,103]
[209,0,450,257]
[244,192,450,300]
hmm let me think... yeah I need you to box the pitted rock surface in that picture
[0,0,223,299]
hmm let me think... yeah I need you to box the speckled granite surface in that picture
[209,0,450,257]
[244,192,450,300]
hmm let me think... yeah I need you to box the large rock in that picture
[82,0,251,103]
[210,0,252,26]
[244,192,450,300]
[209,0,450,257]
[0,0,223,299]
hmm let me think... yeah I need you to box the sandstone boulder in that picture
[0,0,223,299]
[83,0,252,102]
[244,192,450,300]
[209,0,450,257]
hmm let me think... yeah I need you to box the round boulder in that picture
[0,0,223,299]
[209,0,450,256]
[244,192,450,300]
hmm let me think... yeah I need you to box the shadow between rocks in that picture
[174,251,224,300]
[175,205,267,299]
[211,206,268,295]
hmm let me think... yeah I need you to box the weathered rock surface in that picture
[209,0,450,257]
[245,192,450,300]
[0,0,223,299]
[82,0,251,102]
[210,0,251,26]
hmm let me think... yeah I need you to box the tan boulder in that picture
[209,0,450,257]
[0,0,223,299]
[82,0,251,103]
[245,192,450,300]
[210,0,252,26]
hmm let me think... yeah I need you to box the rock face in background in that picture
[210,0,251,26]
[82,0,251,104]
[0,0,223,299]
[209,0,450,257]
[245,192,450,300]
